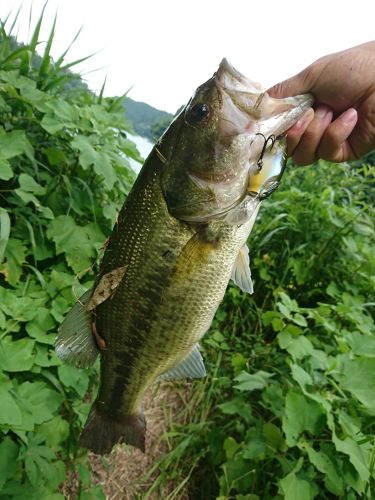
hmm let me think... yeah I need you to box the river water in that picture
[127,133,154,174]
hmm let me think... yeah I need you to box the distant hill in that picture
[123,97,173,141]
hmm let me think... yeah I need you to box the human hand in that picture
[268,41,375,165]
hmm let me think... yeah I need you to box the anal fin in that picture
[159,344,206,380]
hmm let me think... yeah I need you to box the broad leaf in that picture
[234,370,274,392]
[282,391,326,446]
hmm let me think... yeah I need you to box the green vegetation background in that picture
[1,11,375,500]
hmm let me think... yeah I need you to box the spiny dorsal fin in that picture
[55,289,99,368]
[231,244,253,294]
[159,344,206,380]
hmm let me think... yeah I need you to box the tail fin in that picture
[79,403,146,455]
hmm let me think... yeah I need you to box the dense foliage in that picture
[0,12,139,498]
[150,160,375,499]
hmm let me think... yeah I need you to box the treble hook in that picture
[255,133,276,171]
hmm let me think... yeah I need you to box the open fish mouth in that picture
[215,58,313,152]
[189,61,312,221]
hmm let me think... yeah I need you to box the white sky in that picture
[2,0,375,113]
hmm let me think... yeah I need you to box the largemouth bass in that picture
[56,59,312,455]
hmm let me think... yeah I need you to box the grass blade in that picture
[55,26,83,68]
[29,0,47,52]
[0,208,10,264]
[38,10,57,78]
[97,75,107,104]
[60,52,97,72]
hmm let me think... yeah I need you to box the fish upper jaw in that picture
[215,58,313,151]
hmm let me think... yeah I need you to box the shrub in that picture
[0,11,139,498]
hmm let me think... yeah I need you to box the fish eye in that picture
[187,103,210,125]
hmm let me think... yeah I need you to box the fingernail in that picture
[315,106,331,119]
[341,108,357,125]
[290,108,314,131]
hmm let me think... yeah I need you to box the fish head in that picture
[159,59,313,222]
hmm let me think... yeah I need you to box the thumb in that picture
[267,68,314,99]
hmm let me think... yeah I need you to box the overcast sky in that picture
[3,0,374,113]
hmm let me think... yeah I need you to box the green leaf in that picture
[242,428,266,460]
[223,437,240,459]
[338,357,375,410]
[0,129,34,160]
[41,100,79,133]
[282,391,326,446]
[278,331,313,359]
[26,308,56,344]
[0,336,35,372]
[218,398,253,423]
[71,135,116,189]
[346,331,375,357]
[57,364,89,397]
[47,215,104,273]
[102,204,118,224]
[79,485,106,500]
[262,310,280,326]
[290,363,313,389]
[234,370,274,392]
[22,443,58,486]
[0,238,27,285]
[0,436,19,489]
[77,462,92,486]
[0,377,23,426]
[37,416,69,448]
[280,469,316,500]
[44,146,67,166]
[293,313,308,327]
[220,457,254,494]
[15,188,41,206]
[18,173,46,195]
[263,422,285,451]
[332,434,369,482]
[19,79,50,111]
[40,114,66,134]
[17,381,63,425]
[272,316,284,331]
[0,159,13,180]
[231,352,247,373]
[304,444,344,496]
[34,344,61,367]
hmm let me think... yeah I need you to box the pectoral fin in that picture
[55,289,99,368]
[159,344,206,380]
[231,244,253,294]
